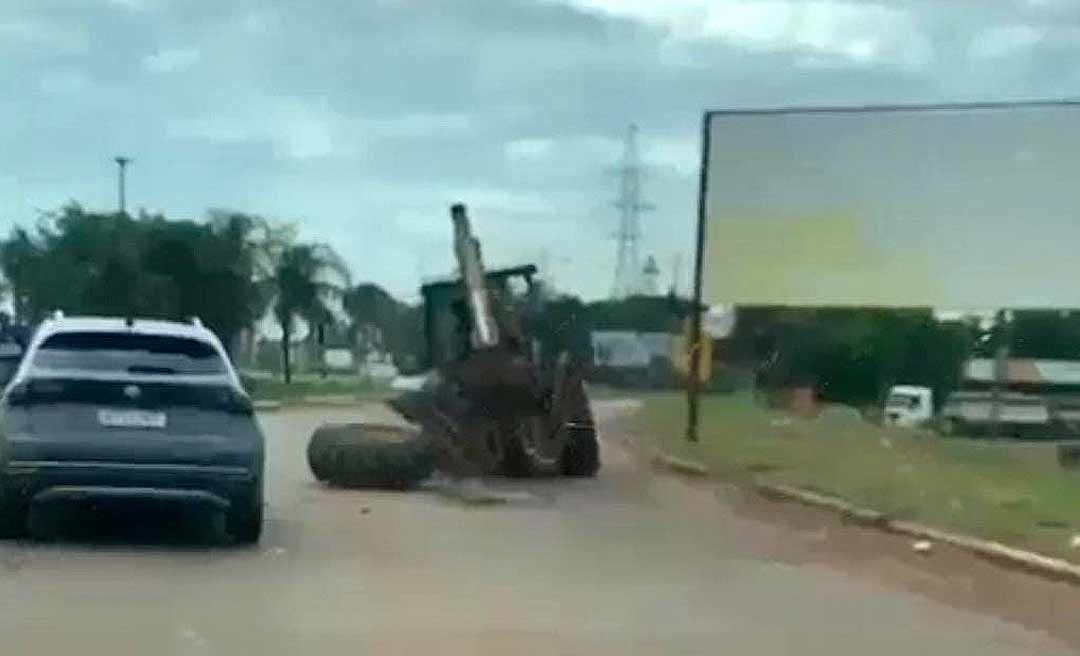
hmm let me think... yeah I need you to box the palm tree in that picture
[270,243,351,384]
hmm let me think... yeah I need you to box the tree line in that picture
[730,307,1080,409]
[6,205,1079,402]
[0,204,349,383]
[0,205,697,386]
[729,307,973,409]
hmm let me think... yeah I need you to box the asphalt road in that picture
[0,402,1076,655]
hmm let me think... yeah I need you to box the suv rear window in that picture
[32,332,227,375]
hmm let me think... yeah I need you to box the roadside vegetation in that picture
[242,372,394,406]
[643,392,1080,561]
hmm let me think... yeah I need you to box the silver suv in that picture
[0,315,264,543]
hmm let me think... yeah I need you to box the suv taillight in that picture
[226,389,254,416]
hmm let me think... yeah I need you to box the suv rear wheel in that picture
[228,502,263,545]
[0,492,28,539]
[228,482,264,544]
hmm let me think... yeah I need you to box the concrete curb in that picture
[756,482,1080,585]
[754,483,889,528]
[653,452,1080,585]
[653,453,710,477]
[886,519,1080,584]
[300,394,364,406]
[253,400,282,411]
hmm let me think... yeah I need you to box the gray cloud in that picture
[2,0,1080,299]
[142,46,200,73]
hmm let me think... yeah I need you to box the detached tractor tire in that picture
[307,423,437,489]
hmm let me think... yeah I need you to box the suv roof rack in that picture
[50,309,64,321]
[189,316,204,328]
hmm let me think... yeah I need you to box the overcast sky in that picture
[2,0,1080,301]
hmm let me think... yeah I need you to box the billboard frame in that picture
[685,98,1080,442]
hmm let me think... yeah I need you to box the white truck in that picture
[935,358,1080,437]
[883,381,1054,437]
[883,385,934,428]
[937,390,1051,437]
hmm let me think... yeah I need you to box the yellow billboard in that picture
[701,102,1080,309]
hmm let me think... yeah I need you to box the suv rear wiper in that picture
[127,365,177,374]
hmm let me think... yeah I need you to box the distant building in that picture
[591,330,677,388]
[964,358,1080,386]
[592,331,673,369]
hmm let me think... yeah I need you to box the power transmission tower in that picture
[610,124,654,299]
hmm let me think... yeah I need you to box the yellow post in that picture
[674,319,712,384]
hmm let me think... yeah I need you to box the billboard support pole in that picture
[687,112,712,442]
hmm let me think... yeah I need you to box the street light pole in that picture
[114,156,131,215]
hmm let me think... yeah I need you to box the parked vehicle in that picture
[938,390,1051,437]
[0,315,265,542]
[935,358,1080,438]
[883,385,933,428]
[0,314,30,387]
[0,341,24,388]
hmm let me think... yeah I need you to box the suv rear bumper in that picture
[33,486,232,509]
[1,460,259,509]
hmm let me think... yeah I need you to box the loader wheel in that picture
[560,387,600,477]
[457,417,508,476]
[561,424,599,477]
[565,402,600,479]
[503,415,567,478]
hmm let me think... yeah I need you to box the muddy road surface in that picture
[1,401,1076,654]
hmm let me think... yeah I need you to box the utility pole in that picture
[686,113,712,443]
[114,156,131,215]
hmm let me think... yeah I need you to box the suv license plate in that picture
[97,409,167,429]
